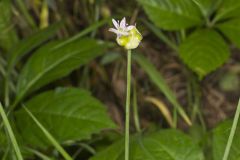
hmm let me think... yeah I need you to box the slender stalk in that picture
[133,81,141,132]
[125,50,131,160]
[4,74,9,107]
[0,102,23,160]
[222,99,240,160]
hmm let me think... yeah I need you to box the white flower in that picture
[109,17,142,50]
[109,17,135,37]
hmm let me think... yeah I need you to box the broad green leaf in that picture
[215,0,240,21]
[179,29,230,78]
[0,0,18,51]
[212,120,240,160]
[217,19,240,48]
[138,0,202,30]
[133,54,192,126]
[91,130,204,160]
[15,88,115,148]
[191,0,217,16]
[8,22,63,69]
[16,38,108,99]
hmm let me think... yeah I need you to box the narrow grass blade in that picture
[0,102,23,160]
[26,147,54,160]
[22,105,73,160]
[142,20,178,52]
[222,99,240,160]
[15,0,37,29]
[53,18,110,49]
[133,54,192,126]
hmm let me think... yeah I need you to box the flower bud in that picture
[109,18,142,50]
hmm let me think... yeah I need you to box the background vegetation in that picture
[0,0,240,159]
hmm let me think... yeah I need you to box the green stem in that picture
[4,74,9,107]
[125,50,131,160]
[222,99,240,160]
[0,102,23,160]
[133,81,141,132]
[173,106,177,128]
[191,76,206,131]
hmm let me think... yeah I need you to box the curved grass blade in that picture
[133,54,192,126]
[53,18,110,49]
[22,105,73,160]
[0,102,23,160]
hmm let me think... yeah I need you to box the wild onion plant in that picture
[109,17,142,160]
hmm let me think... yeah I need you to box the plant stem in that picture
[222,99,240,160]
[125,50,131,160]
[0,102,23,160]
[4,74,9,107]
[133,81,141,132]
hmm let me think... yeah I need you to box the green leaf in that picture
[191,0,217,16]
[133,54,192,126]
[8,22,63,69]
[215,0,240,21]
[179,29,230,78]
[91,130,204,160]
[0,0,18,51]
[14,88,115,148]
[16,38,108,100]
[212,120,240,160]
[217,19,240,48]
[138,0,202,30]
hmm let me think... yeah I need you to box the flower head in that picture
[109,17,142,50]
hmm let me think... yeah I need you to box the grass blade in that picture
[0,102,23,160]
[142,20,178,52]
[53,18,110,49]
[222,99,240,160]
[133,54,192,126]
[22,105,73,160]
[26,147,54,160]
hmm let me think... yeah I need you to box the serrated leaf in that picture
[16,38,108,99]
[212,120,240,160]
[217,19,240,48]
[133,54,191,126]
[14,88,115,148]
[179,29,230,78]
[91,130,204,160]
[8,22,63,69]
[215,0,240,21]
[138,0,202,30]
